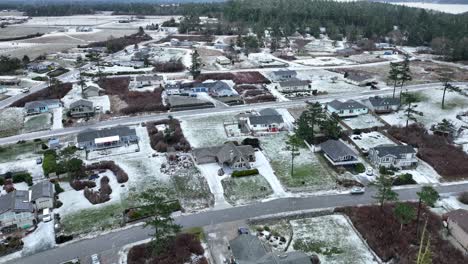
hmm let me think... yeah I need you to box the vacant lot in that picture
[23,113,52,133]
[0,141,39,163]
[221,175,273,205]
[197,71,270,84]
[61,203,124,235]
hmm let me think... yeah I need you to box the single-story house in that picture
[30,181,54,210]
[207,81,236,97]
[0,77,20,86]
[190,85,209,94]
[216,56,231,65]
[230,234,312,264]
[134,75,163,88]
[69,99,95,118]
[446,209,468,252]
[83,85,100,98]
[319,139,359,166]
[336,47,360,57]
[77,126,139,151]
[369,144,417,169]
[344,72,376,86]
[27,61,57,73]
[0,190,36,230]
[271,70,297,82]
[167,95,215,111]
[277,79,311,93]
[24,99,62,115]
[247,108,285,132]
[165,82,182,95]
[170,39,194,47]
[366,96,400,113]
[193,142,256,170]
[326,99,368,117]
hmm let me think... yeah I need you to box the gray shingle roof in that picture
[279,79,309,87]
[230,234,268,262]
[0,190,34,214]
[77,126,137,144]
[70,99,93,109]
[249,115,284,125]
[193,143,255,165]
[272,70,297,77]
[328,100,367,111]
[372,144,415,158]
[320,140,357,161]
[345,72,374,82]
[31,181,54,201]
[24,99,61,110]
[135,75,163,82]
[368,96,400,107]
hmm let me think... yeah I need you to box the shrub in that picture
[379,166,394,176]
[70,180,96,191]
[84,186,111,205]
[355,163,365,173]
[231,169,259,178]
[55,200,63,208]
[12,173,33,186]
[86,161,129,183]
[0,178,4,186]
[42,151,58,176]
[393,173,417,186]
[242,138,260,149]
[458,192,468,205]
[146,119,191,152]
[54,182,64,194]
[153,59,185,72]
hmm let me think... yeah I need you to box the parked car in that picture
[350,187,365,195]
[88,174,99,181]
[36,157,43,165]
[238,227,249,235]
[91,254,100,264]
[21,88,30,93]
[366,167,374,176]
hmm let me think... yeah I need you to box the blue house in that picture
[191,85,209,93]
[24,99,62,115]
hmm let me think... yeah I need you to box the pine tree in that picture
[287,134,302,178]
[398,56,412,100]
[388,62,401,99]
[416,186,439,240]
[295,102,326,144]
[416,219,432,264]
[394,202,416,231]
[403,93,423,130]
[372,174,398,210]
[190,50,201,78]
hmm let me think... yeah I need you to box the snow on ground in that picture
[197,163,231,209]
[21,221,56,256]
[88,95,111,113]
[399,159,442,184]
[289,215,378,264]
[254,151,287,197]
[62,84,111,113]
[342,114,385,130]
[264,83,289,102]
[295,56,353,66]
[13,182,29,191]
[295,69,361,94]
[0,107,23,133]
[276,108,295,131]
[381,88,468,129]
[51,107,63,130]
[350,131,396,153]
[0,159,44,184]
[438,196,468,211]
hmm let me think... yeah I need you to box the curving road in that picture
[12,182,468,264]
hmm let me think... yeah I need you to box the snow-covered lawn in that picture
[0,158,44,185]
[295,57,353,66]
[341,114,386,130]
[349,131,396,153]
[221,174,273,206]
[197,163,231,209]
[261,132,336,191]
[399,159,442,184]
[295,69,362,94]
[22,221,56,256]
[289,215,378,264]
[51,107,63,130]
[254,151,287,197]
[23,113,52,133]
[0,107,23,137]
[381,89,468,129]
[438,196,468,211]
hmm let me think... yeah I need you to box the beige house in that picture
[31,181,55,210]
[447,209,468,252]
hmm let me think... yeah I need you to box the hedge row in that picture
[86,161,129,183]
[232,168,259,178]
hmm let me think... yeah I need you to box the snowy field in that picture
[23,113,52,133]
[221,174,273,206]
[0,107,23,137]
[381,89,468,129]
[295,57,353,67]
[390,2,468,14]
[295,69,362,94]
[289,215,378,264]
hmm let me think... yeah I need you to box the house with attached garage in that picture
[0,190,36,230]
[77,126,139,151]
[369,144,417,169]
[30,181,55,210]
[445,209,468,252]
[24,99,62,115]
[193,142,256,170]
[69,99,95,118]
[246,108,285,133]
[319,139,359,166]
[326,99,368,117]
[164,82,182,95]
[271,70,297,82]
[206,81,236,97]
[83,85,101,98]
[366,96,400,113]
[277,79,311,93]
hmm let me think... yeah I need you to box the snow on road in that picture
[52,107,63,130]
[254,151,287,197]
[197,163,231,209]
[22,221,56,256]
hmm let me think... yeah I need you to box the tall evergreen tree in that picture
[388,62,401,99]
[295,102,326,143]
[394,202,416,231]
[372,174,398,210]
[403,93,423,130]
[190,50,201,78]
[416,186,439,240]
[287,134,302,178]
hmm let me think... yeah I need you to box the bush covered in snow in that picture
[83,176,112,205]
[127,233,207,264]
[86,161,129,183]
[388,124,468,180]
[146,119,191,152]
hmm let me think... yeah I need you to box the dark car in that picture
[238,227,249,235]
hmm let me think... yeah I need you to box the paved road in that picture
[0,82,455,146]
[13,183,468,264]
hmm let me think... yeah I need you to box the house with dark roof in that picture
[366,96,400,113]
[69,99,95,118]
[192,142,256,170]
[319,140,359,166]
[206,81,236,97]
[246,108,285,133]
[0,190,36,229]
[369,144,417,169]
[271,70,297,82]
[30,181,55,210]
[446,209,468,252]
[24,99,62,115]
[277,79,311,93]
[326,99,368,117]
[77,126,138,151]
[134,75,163,88]
[83,85,101,98]
[229,234,312,264]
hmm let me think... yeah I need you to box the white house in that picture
[326,100,368,117]
[216,56,231,65]
[366,96,400,113]
[270,70,297,82]
[277,79,311,93]
[246,108,285,133]
[369,145,418,169]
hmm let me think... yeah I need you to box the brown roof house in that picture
[193,142,256,171]
[446,209,468,252]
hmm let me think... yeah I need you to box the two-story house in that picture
[69,99,95,118]
[30,181,55,210]
[0,190,36,230]
[369,144,417,169]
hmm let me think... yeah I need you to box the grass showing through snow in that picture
[221,174,273,205]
